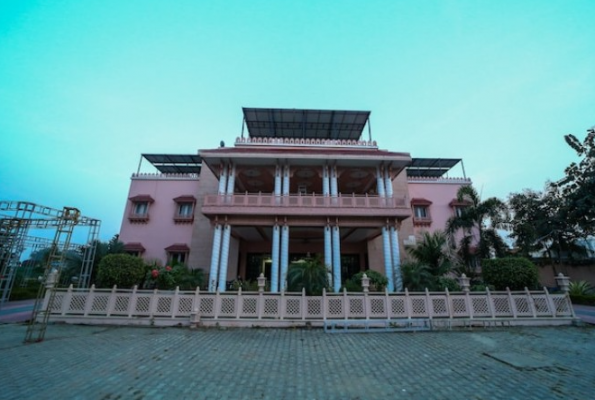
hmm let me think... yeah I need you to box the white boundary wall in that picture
[41,285,577,328]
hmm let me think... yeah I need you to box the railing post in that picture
[61,284,74,316]
[544,287,557,318]
[128,285,138,318]
[507,287,517,319]
[405,288,412,320]
[257,287,263,320]
[364,289,370,321]
[486,287,496,319]
[106,285,118,317]
[445,287,452,319]
[172,287,180,319]
[343,288,348,320]
[301,287,306,321]
[192,286,201,322]
[236,287,242,319]
[84,285,95,317]
[322,288,327,323]
[214,289,221,320]
[525,287,537,318]
[280,289,285,320]
[425,288,432,320]
[149,288,159,318]
[384,287,390,319]
[466,289,473,320]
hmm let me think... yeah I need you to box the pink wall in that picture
[407,178,471,238]
[119,176,200,265]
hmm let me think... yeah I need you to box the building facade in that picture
[119,108,471,292]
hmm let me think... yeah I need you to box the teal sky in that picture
[1,0,594,240]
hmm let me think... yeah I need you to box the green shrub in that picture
[570,294,595,306]
[350,270,388,292]
[402,262,433,291]
[481,257,539,290]
[342,279,363,292]
[434,277,460,292]
[470,283,495,292]
[144,264,205,290]
[568,280,593,296]
[96,254,146,288]
[9,280,41,300]
[287,257,329,295]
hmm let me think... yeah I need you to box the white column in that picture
[390,226,402,292]
[226,163,236,195]
[384,169,393,198]
[217,224,231,292]
[208,224,222,292]
[332,225,341,293]
[330,166,338,197]
[322,165,330,196]
[376,166,386,197]
[382,226,395,292]
[218,165,228,195]
[324,225,332,277]
[274,165,282,196]
[271,224,280,293]
[282,165,290,196]
[280,225,289,291]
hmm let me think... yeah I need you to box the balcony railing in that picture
[203,193,407,209]
[128,212,149,223]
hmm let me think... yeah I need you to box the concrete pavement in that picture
[1,323,594,399]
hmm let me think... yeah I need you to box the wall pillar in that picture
[376,165,386,197]
[226,163,236,195]
[218,164,228,195]
[280,225,289,292]
[271,224,280,293]
[332,225,341,293]
[384,168,393,198]
[217,224,231,292]
[208,224,222,292]
[324,225,332,282]
[390,226,402,292]
[322,165,330,196]
[382,226,395,292]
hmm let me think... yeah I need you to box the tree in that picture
[446,185,509,263]
[482,257,539,290]
[286,257,329,295]
[551,127,595,237]
[406,231,453,277]
[96,254,146,288]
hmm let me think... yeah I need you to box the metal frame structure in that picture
[0,202,101,330]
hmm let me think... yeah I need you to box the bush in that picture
[434,277,460,292]
[287,257,329,295]
[144,264,205,290]
[568,280,593,296]
[96,254,146,288]
[570,294,595,306]
[349,270,388,292]
[481,257,539,290]
[402,262,433,291]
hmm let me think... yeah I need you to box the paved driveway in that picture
[1,323,594,400]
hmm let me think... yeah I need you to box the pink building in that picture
[119,108,471,292]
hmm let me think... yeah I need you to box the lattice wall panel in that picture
[285,298,302,318]
[241,297,258,316]
[199,297,215,316]
[90,295,109,314]
[263,298,279,316]
[431,297,448,317]
[50,294,64,312]
[348,298,365,317]
[68,294,87,313]
[112,296,130,315]
[410,297,427,316]
[306,298,322,318]
[327,298,343,317]
[177,297,194,314]
[390,298,406,317]
[471,297,490,316]
[492,296,511,316]
[514,297,531,316]
[369,298,385,316]
[134,296,151,314]
[532,296,551,315]
[156,297,172,314]
[450,297,468,316]
[219,297,236,316]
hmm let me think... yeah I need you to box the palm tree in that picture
[286,256,329,295]
[406,231,453,277]
[446,185,509,265]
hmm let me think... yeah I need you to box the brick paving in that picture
[1,323,594,400]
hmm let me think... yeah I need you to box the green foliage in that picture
[145,264,205,290]
[287,257,329,295]
[470,283,495,292]
[446,185,509,262]
[570,293,595,306]
[401,262,433,291]
[349,270,388,291]
[96,254,146,288]
[341,279,363,292]
[568,280,593,296]
[481,257,539,290]
[407,231,453,276]
[231,279,260,291]
[9,280,41,301]
[434,277,460,292]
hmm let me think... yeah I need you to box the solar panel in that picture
[142,154,202,174]
[243,108,370,140]
[406,158,461,177]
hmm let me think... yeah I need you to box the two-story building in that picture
[119,108,471,292]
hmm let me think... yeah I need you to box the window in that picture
[169,252,187,264]
[128,195,154,222]
[173,195,196,223]
[414,206,428,218]
[455,206,466,217]
[178,203,193,217]
[134,202,148,215]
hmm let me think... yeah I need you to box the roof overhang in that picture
[142,154,202,174]
[406,158,462,178]
[242,108,370,141]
